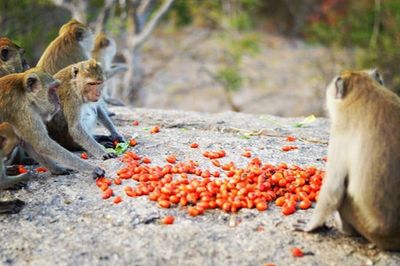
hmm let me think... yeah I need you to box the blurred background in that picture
[0,0,399,117]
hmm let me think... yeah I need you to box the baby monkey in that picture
[47,59,119,159]
[299,69,400,251]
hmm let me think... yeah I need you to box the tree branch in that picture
[130,0,174,49]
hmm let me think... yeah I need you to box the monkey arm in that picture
[12,114,101,175]
[105,63,128,79]
[305,151,347,231]
[64,105,107,158]
[97,105,125,142]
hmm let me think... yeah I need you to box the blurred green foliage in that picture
[305,0,400,92]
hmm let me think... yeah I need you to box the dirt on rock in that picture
[0,107,399,266]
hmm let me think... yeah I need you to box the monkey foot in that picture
[0,199,25,214]
[292,219,331,233]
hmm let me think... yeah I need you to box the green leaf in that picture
[114,142,130,156]
[294,115,316,128]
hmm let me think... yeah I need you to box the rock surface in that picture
[0,107,399,266]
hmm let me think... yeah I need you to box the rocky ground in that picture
[0,107,399,266]
[135,28,352,116]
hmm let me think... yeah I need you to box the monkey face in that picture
[0,38,27,74]
[83,80,104,102]
[71,60,105,103]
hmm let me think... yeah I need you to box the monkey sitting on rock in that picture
[297,69,400,251]
[47,59,119,159]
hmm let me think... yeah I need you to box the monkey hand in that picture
[0,199,25,214]
[92,167,105,179]
[113,134,125,143]
[102,152,117,160]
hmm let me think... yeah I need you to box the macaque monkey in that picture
[91,32,127,107]
[300,70,400,251]
[37,20,125,146]
[46,59,119,159]
[0,37,29,76]
[0,126,32,214]
[0,69,105,178]
[36,19,94,75]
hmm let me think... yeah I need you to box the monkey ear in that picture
[71,66,79,78]
[24,74,39,93]
[335,77,345,99]
[0,136,5,149]
[75,28,84,41]
[370,68,385,86]
[0,48,9,61]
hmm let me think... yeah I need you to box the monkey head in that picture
[59,19,94,54]
[23,69,61,122]
[72,59,105,103]
[0,37,29,75]
[93,32,117,59]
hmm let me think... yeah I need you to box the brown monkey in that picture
[36,19,94,75]
[301,70,400,251]
[37,20,124,146]
[0,37,29,77]
[47,60,117,159]
[91,32,127,106]
[0,69,105,178]
[0,126,32,214]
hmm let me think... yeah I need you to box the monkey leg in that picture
[334,211,358,236]
[0,199,25,214]
[305,157,347,232]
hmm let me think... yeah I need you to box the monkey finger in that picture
[94,135,113,143]
[102,141,114,149]
[102,153,117,160]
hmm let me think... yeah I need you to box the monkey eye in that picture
[1,48,9,61]
[88,81,102,86]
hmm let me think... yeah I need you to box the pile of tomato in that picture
[96,141,325,217]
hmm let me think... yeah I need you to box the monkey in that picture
[298,70,400,251]
[91,32,127,107]
[36,19,94,75]
[37,19,125,147]
[46,59,118,159]
[0,37,29,77]
[0,130,32,214]
[0,68,105,178]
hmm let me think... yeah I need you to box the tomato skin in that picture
[81,152,88,160]
[132,120,139,126]
[190,143,199,148]
[162,215,175,224]
[286,136,297,142]
[129,139,137,146]
[292,247,304,257]
[113,196,122,204]
[150,126,160,134]
[166,155,177,164]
